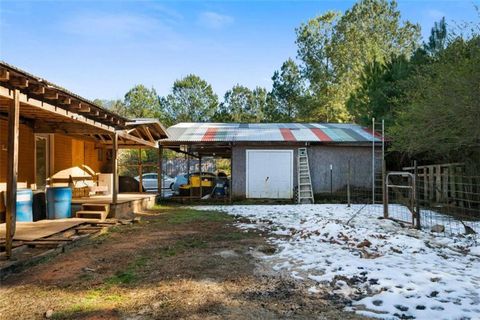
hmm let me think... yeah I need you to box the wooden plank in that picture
[435,165,441,202]
[5,89,20,258]
[10,76,28,88]
[59,96,71,105]
[450,167,456,206]
[112,133,118,205]
[44,89,58,100]
[0,68,10,81]
[30,84,46,95]
[0,219,88,241]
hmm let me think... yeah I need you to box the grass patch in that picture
[52,289,124,319]
[166,209,233,225]
[104,255,151,285]
[158,237,208,258]
[105,270,137,285]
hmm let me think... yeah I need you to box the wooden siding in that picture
[1,122,109,189]
[0,119,35,186]
[53,134,109,175]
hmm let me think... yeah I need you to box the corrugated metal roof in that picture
[162,123,382,143]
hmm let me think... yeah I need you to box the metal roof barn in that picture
[162,122,381,144]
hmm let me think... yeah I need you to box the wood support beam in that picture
[112,133,118,205]
[5,89,20,259]
[10,76,28,88]
[143,127,155,143]
[0,68,10,81]
[30,84,46,95]
[44,89,58,100]
[117,131,158,148]
[58,96,71,105]
[71,101,91,113]
[34,122,112,134]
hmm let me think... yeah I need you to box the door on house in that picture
[246,150,293,199]
[35,134,50,190]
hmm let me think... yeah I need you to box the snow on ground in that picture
[194,204,480,320]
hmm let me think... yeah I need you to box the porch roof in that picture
[0,61,167,148]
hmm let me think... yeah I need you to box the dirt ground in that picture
[0,206,371,320]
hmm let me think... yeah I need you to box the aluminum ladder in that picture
[297,147,314,204]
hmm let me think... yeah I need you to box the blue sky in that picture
[0,1,477,101]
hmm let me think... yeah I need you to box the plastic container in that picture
[190,176,201,187]
[16,189,33,222]
[46,187,72,219]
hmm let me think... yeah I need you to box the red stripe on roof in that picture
[310,128,332,142]
[202,128,218,141]
[363,127,383,140]
[280,128,296,141]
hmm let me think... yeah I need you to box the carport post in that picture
[112,132,118,206]
[158,146,163,198]
[199,155,202,198]
[138,148,143,193]
[5,89,20,259]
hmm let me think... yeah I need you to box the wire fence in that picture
[311,155,480,237]
[406,163,479,235]
[372,162,480,236]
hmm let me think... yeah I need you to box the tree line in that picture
[95,0,480,163]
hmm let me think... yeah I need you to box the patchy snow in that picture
[194,204,480,320]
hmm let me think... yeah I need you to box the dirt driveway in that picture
[0,206,370,320]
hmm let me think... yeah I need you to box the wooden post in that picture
[158,146,163,198]
[429,165,434,202]
[371,118,375,205]
[382,119,386,217]
[435,165,441,202]
[450,167,456,206]
[112,133,118,206]
[347,159,351,207]
[199,155,203,198]
[414,160,421,230]
[423,167,428,202]
[138,148,143,193]
[187,146,191,201]
[6,89,20,259]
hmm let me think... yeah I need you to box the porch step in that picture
[81,203,110,212]
[75,210,108,221]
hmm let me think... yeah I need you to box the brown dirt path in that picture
[0,206,371,320]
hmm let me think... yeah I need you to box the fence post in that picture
[372,117,375,204]
[414,160,421,230]
[383,172,388,218]
[347,159,351,207]
[382,119,387,218]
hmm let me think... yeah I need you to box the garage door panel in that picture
[246,150,293,199]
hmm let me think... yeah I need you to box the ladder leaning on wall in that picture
[297,148,314,204]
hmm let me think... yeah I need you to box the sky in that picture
[0,0,478,101]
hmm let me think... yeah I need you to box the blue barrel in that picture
[46,187,72,219]
[17,189,33,222]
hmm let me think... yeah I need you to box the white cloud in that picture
[63,12,160,39]
[198,11,234,29]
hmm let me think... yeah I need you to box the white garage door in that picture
[246,150,293,199]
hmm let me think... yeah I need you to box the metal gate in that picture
[384,172,420,229]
